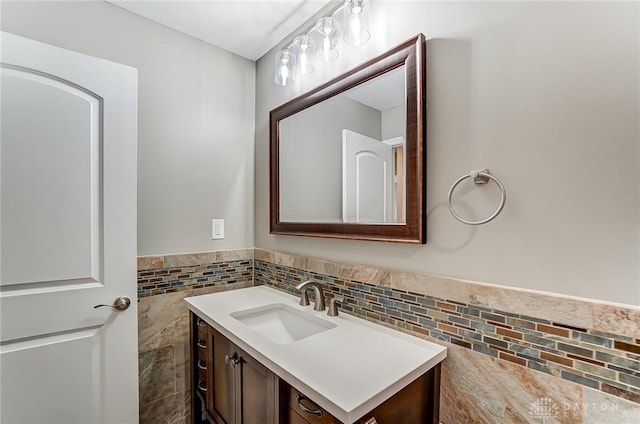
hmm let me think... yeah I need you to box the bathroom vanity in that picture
[185,286,446,424]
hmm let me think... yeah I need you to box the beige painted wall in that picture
[1,0,256,256]
[255,1,640,305]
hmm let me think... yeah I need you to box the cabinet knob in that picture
[225,353,240,367]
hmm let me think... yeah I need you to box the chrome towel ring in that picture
[448,169,506,225]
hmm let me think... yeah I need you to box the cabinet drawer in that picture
[288,408,313,424]
[196,336,209,355]
[196,317,209,339]
[196,371,208,395]
[286,385,341,424]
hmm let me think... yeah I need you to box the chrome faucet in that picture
[295,281,326,311]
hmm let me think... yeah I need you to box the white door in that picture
[0,32,138,423]
[342,129,393,223]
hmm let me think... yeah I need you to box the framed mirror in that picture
[270,34,425,243]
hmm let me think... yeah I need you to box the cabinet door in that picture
[355,365,440,424]
[237,348,278,424]
[210,326,237,424]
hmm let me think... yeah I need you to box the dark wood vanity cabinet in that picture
[191,313,279,424]
[190,312,440,424]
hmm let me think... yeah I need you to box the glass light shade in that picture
[274,48,296,86]
[314,17,340,62]
[343,0,370,46]
[293,35,315,75]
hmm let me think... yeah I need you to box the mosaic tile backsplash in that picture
[138,258,252,298]
[254,259,640,405]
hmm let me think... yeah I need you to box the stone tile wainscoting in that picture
[137,249,254,424]
[254,249,640,424]
[136,247,639,423]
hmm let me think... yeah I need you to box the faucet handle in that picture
[299,290,310,306]
[327,296,345,317]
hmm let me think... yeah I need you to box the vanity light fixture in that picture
[315,17,340,62]
[273,0,372,86]
[343,0,370,46]
[274,48,296,86]
[292,35,315,74]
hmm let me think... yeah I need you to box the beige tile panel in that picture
[582,386,640,423]
[468,284,594,329]
[253,248,271,262]
[139,390,186,424]
[255,249,391,285]
[139,345,175,406]
[592,304,640,340]
[138,256,164,271]
[269,250,306,268]
[216,248,254,262]
[138,282,253,352]
[390,271,471,304]
[170,389,191,424]
[138,291,191,353]
[159,248,254,268]
[337,263,390,286]
[441,343,584,423]
[163,252,220,268]
[305,257,339,277]
[174,341,190,395]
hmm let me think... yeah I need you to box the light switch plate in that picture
[212,219,224,239]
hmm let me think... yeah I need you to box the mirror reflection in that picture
[279,66,406,223]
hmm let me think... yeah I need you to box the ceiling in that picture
[108,0,333,61]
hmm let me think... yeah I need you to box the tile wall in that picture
[136,247,639,423]
[254,249,640,423]
[137,249,254,424]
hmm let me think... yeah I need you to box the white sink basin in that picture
[230,303,336,344]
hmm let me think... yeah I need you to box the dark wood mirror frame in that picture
[270,34,426,243]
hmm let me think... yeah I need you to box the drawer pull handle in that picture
[197,380,207,392]
[197,318,207,327]
[296,393,323,417]
[197,340,207,349]
[197,360,207,371]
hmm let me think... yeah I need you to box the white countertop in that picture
[184,285,447,423]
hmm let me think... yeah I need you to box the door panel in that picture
[1,65,101,286]
[238,350,273,424]
[342,129,393,223]
[211,326,236,423]
[0,32,138,423]
[1,329,101,423]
